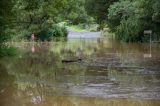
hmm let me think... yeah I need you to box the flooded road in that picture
[68,29,101,38]
[0,38,160,106]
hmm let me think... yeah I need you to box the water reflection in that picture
[31,43,35,53]
[0,63,18,106]
[0,38,160,106]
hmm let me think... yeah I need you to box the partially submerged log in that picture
[62,58,82,63]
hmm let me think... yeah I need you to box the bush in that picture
[115,17,142,42]
[0,45,16,58]
[36,25,68,41]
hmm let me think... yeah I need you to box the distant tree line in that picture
[1,0,160,43]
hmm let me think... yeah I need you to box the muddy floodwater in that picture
[0,38,160,106]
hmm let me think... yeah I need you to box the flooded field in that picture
[0,38,160,106]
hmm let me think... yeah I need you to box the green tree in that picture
[85,0,118,29]
[65,0,93,25]
[108,0,160,42]
[13,0,69,37]
[0,0,16,57]
[12,0,93,40]
[0,0,13,44]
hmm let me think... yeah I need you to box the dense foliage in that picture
[0,0,16,57]
[85,0,160,42]
[12,0,93,40]
[66,0,93,25]
[0,0,13,44]
[108,0,160,42]
[12,0,69,39]
[85,0,118,29]
[0,46,16,58]
[36,25,68,41]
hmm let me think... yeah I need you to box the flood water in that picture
[0,38,160,106]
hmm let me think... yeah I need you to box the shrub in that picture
[115,17,142,42]
[36,25,68,41]
[0,45,16,58]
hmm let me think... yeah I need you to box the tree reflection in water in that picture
[0,63,18,106]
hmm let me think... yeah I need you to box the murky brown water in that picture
[0,38,160,106]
